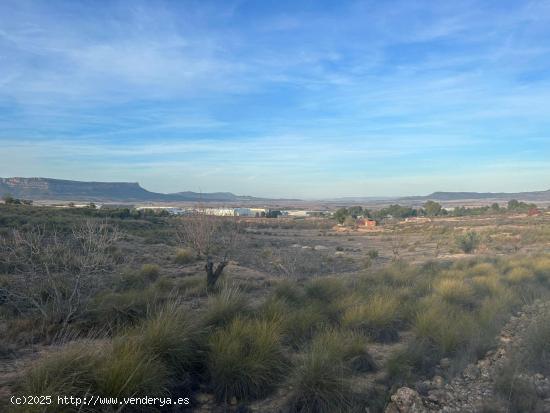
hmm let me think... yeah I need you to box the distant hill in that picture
[400,189,550,202]
[0,177,262,202]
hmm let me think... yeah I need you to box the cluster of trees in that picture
[507,199,538,212]
[334,204,423,224]
[1,194,33,205]
[333,199,541,224]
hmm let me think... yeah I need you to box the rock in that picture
[427,389,450,404]
[415,381,432,396]
[385,387,428,413]
[432,375,445,388]
[313,245,328,250]
[463,364,480,380]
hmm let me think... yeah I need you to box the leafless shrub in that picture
[0,220,120,328]
[176,211,240,289]
[390,236,402,260]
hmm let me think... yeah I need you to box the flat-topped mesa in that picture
[0,177,261,202]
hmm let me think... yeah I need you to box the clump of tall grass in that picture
[161,274,206,297]
[311,328,378,373]
[207,317,286,402]
[387,338,439,384]
[533,257,550,281]
[95,339,169,398]
[201,285,247,328]
[21,338,170,408]
[471,275,503,297]
[281,302,333,348]
[130,304,205,383]
[414,298,475,355]
[523,310,550,375]
[21,341,102,408]
[469,262,497,277]
[118,264,161,290]
[88,288,156,329]
[433,278,475,307]
[285,331,356,413]
[174,248,195,264]
[273,279,305,305]
[342,294,400,342]
[494,360,542,413]
[304,277,347,303]
[506,267,534,284]
[369,261,418,288]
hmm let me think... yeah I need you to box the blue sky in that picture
[1,0,550,198]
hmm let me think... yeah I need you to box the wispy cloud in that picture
[1,0,549,197]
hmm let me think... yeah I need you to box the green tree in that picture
[333,208,349,224]
[348,206,364,218]
[508,199,520,210]
[423,201,443,217]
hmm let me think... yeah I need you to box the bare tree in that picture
[390,236,402,260]
[0,220,120,328]
[176,211,240,289]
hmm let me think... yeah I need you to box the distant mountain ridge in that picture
[2,177,549,204]
[0,177,261,202]
[400,189,550,202]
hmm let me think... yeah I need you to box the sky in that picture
[1,0,550,199]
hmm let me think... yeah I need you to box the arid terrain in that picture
[1,203,550,412]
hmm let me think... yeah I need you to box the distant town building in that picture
[233,207,254,217]
[356,218,377,229]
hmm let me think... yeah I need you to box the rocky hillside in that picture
[0,177,260,202]
[385,300,550,413]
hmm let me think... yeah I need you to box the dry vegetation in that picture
[1,204,550,412]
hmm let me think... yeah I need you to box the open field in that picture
[1,204,550,412]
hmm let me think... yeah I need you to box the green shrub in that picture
[367,249,379,259]
[455,231,481,253]
[174,248,195,264]
[208,318,286,401]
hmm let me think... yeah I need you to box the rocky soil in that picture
[385,300,550,413]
